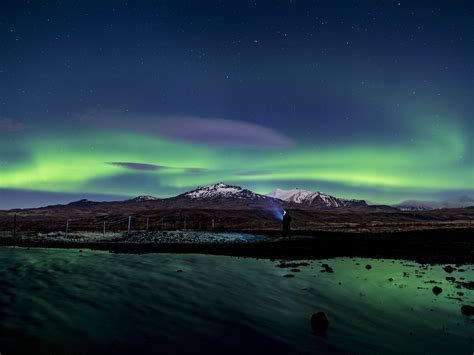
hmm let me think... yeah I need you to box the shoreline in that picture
[1,228,473,264]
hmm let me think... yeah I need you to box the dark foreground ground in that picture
[2,228,473,264]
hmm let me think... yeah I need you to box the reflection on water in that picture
[0,247,472,354]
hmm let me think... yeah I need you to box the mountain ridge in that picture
[179,182,270,201]
[4,182,471,212]
[267,187,367,208]
[393,196,474,211]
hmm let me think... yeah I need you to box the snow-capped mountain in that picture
[267,188,367,208]
[182,183,269,200]
[129,195,159,202]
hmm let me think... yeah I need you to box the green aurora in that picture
[1,116,472,204]
[1,1,473,207]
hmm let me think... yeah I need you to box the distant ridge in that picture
[6,182,471,212]
[393,196,474,211]
[41,199,100,209]
[128,195,160,202]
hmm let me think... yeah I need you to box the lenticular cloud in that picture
[84,110,294,149]
[156,117,294,149]
[107,162,164,171]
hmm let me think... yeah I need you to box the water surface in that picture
[0,247,472,354]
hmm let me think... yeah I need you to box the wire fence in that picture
[2,213,227,239]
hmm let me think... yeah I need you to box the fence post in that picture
[103,221,106,238]
[65,219,69,238]
[128,216,132,235]
[13,214,17,239]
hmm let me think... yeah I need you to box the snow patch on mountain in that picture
[129,195,159,202]
[267,188,367,208]
[268,188,344,207]
[184,183,268,200]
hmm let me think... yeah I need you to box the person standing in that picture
[282,210,292,240]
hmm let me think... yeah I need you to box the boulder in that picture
[321,264,334,273]
[443,265,456,273]
[432,286,442,296]
[461,305,474,316]
[311,312,329,332]
[365,264,372,270]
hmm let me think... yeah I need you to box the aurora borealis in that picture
[0,1,473,208]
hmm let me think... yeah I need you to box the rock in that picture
[456,281,474,290]
[461,305,474,316]
[446,276,456,282]
[432,286,443,296]
[365,264,372,270]
[388,278,393,282]
[310,312,329,332]
[321,264,334,273]
[443,265,456,273]
[176,269,183,273]
[291,269,300,273]
[283,274,294,278]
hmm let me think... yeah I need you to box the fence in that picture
[4,213,220,238]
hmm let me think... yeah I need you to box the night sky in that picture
[0,0,473,208]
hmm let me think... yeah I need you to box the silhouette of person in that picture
[282,209,292,240]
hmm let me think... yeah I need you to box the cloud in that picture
[107,162,164,171]
[107,161,207,174]
[83,110,294,149]
[84,173,184,197]
[0,118,25,134]
[156,117,294,148]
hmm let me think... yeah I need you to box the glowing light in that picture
[0,118,472,204]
